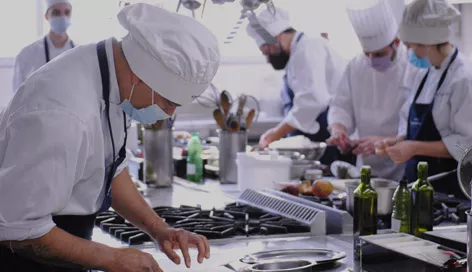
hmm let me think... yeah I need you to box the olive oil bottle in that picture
[353,166,378,261]
[411,161,434,236]
[391,179,411,233]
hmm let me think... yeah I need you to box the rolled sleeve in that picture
[284,44,331,134]
[0,110,88,241]
[440,79,472,161]
[328,64,355,134]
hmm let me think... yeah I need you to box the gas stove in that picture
[95,203,311,246]
[432,193,470,226]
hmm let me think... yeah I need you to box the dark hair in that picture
[282,27,297,34]
[436,42,449,50]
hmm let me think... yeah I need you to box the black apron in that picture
[280,33,345,165]
[404,48,464,199]
[44,36,75,63]
[0,40,127,271]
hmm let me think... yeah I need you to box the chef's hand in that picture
[375,137,402,156]
[109,248,163,272]
[327,125,350,152]
[154,227,210,268]
[258,128,279,149]
[352,136,383,155]
[386,140,416,164]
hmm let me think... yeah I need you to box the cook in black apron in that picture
[0,40,127,271]
[404,48,465,199]
[281,33,347,166]
[44,36,75,63]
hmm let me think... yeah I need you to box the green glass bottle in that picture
[391,179,411,233]
[353,166,377,261]
[411,161,434,236]
[186,133,203,183]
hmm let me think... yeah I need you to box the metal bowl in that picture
[272,142,328,161]
[345,178,398,216]
[248,260,315,272]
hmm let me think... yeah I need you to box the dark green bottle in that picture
[411,161,434,236]
[391,180,411,233]
[353,166,377,261]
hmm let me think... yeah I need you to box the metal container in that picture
[143,128,173,187]
[272,142,327,161]
[219,131,247,184]
[290,160,317,180]
[247,260,314,272]
[467,210,472,272]
[345,178,397,215]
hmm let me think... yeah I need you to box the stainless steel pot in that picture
[345,178,397,215]
[143,128,173,187]
[467,210,472,272]
[247,260,315,272]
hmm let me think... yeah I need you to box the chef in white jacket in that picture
[0,4,219,272]
[327,0,419,180]
[376,0,472,198]
[12,0,75,93]
[247,7,347,164]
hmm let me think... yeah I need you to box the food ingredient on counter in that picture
[269,135,318,149]
[312,180,333,198]
[299,180,313,195]
[281,185,300,196]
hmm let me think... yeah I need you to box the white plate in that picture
[330,161,361,178]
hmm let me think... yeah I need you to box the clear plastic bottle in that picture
[186,133,203,183]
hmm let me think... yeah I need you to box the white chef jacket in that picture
[12,35,74,93]
[284,32,347,134]
[328,44,421,180]
[398,48,472,161]
[0,38,128,241]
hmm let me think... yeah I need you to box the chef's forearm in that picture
[111,169,168,237]
[274,122,295,139]
[412,141,453,158]
[0,227,115,270]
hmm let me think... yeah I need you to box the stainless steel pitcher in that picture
[143,128,173,187]
[219,131,247,184]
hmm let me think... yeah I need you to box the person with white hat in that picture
[327,0,420,180]
[12,0,75,93]
[246,7,348,165]
[0,3,220,272]
[376,0,472,198]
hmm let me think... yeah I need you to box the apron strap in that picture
[96,40,127,212]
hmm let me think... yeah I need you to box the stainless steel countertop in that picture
[92,179,354,271]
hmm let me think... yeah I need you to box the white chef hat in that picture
[117,3,220,106]
[45,0,71,12]
[347,0,399,52]
[256,7,291,37]
[398,0,461,45]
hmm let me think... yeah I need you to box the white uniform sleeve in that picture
[441,78,472,161]
[12,55,25,93]
[327,64,356,135]
[0,110,89,241]
[284,43,331,134]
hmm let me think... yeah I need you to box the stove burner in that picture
[95,203,310,245]
[433,193,470,226]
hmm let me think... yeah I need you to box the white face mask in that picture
[120,85,170,124]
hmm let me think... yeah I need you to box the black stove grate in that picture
[95,203,311,245]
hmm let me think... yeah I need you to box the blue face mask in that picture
[49,16,71,34]
[408,49,431,69]
[121,85,170,125]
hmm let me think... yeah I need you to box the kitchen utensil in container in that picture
[220,90,232,117]
[213,109,226,130]
[236,152,291,191]
[245,108,256,130]
[345,178,397,215]
[143,128,173,187]
[219,131,247,184]
[457,145,472,200]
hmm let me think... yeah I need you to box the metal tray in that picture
[239,248,346,265]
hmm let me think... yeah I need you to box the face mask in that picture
[268,51,290,70]
[49,16,71,34]
[370,55,393,72]
[120,85,170,125]
[408,48,431,69]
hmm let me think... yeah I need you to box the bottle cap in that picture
[418,161,428,167]
[399,179,408,186]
